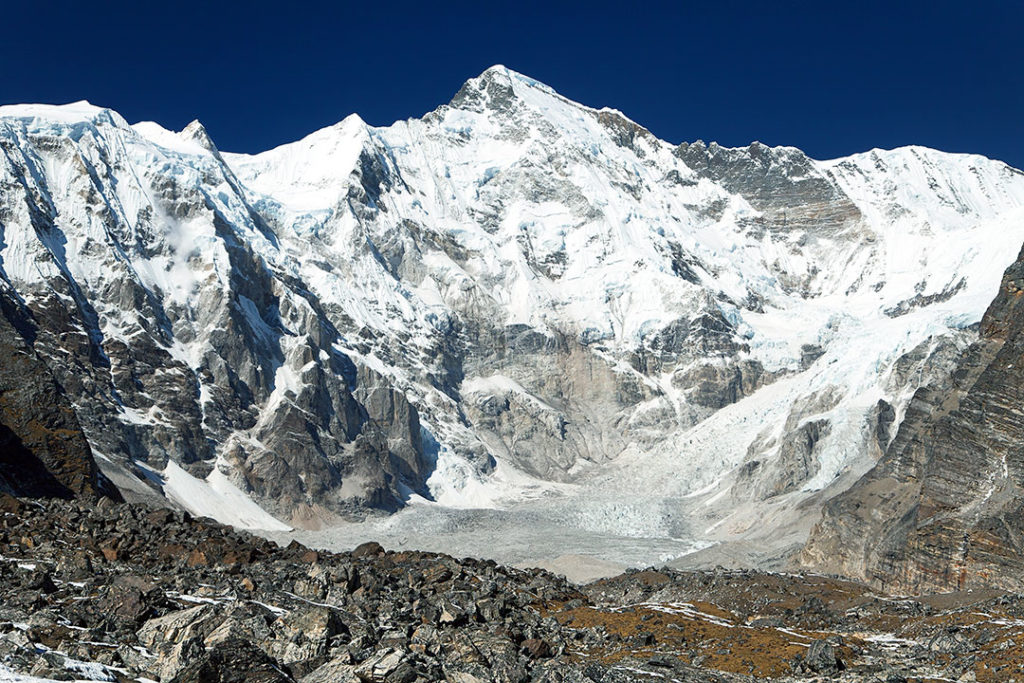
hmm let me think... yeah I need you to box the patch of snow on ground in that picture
[161,460,291,532]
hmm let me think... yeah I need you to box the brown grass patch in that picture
[553,602,853,678]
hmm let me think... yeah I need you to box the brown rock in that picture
[0,493,22,514]
[159,543,187,561]
[99,584,151,624]
[220,550,243,566]
[351,541,385,558]
[55,550,93,579]
[186,549,208,567]
[521,638,552,659]
[146,509,175,526]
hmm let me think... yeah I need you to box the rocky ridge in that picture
[0,288,108,501]
[0,103,433,524]
[803,240,1024,594]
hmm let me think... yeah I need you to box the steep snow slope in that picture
[2,68,1024,567]
[0,101,433,527]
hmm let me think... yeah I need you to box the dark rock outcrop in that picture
[803,242,1024,592]
[0,289,106,500]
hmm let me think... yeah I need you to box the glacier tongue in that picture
[2,69,1024,568]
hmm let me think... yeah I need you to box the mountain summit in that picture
[1,70,1024,582]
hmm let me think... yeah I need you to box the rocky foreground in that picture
[2,495,1024,683]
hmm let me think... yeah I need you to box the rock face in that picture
[802,242,1024,592]
[0,288,105,499]
[1,67,1024,541]
[0,104,432,524]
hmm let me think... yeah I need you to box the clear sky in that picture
[3,0,1021,167]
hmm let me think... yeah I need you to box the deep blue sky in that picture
[3,1,1021,167]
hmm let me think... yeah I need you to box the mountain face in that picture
[1,66,1023,568]
[802,243,1024,592]
[0,104,430,527]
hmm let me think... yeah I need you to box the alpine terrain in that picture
[2,65,1024,586]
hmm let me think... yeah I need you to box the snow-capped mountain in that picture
[1,66,1023,561]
